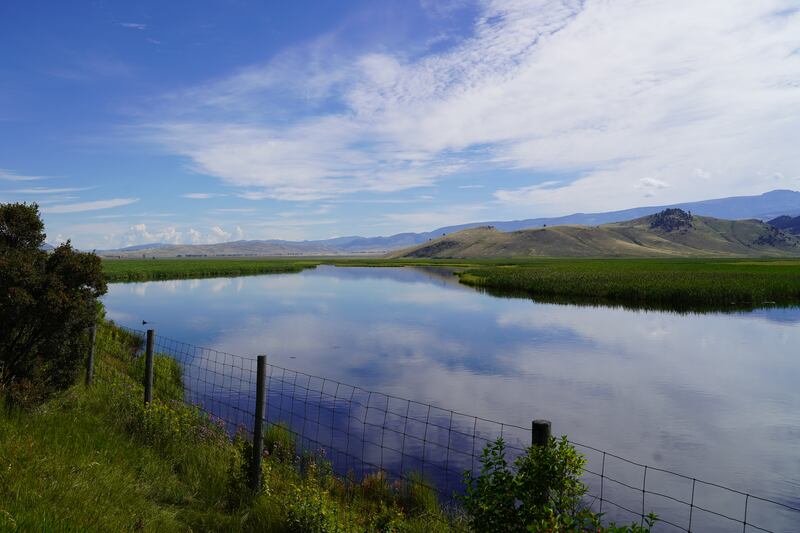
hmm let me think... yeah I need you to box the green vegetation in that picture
[1,202,106,405]
[0,323,456,532]
[458,258,800,311]
[462,437,656,532]
[390,210,800,259]
[102,257,319,282]
[1,322,660,531]
[102,256,800,311]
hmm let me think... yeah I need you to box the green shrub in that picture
[1,202,106,405]
[462,437,658,532]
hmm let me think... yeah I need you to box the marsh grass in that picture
[102,258,318,282]
[457,258,800,311]
[103,257,800,311]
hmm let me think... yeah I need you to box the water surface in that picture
[103,266,800,530]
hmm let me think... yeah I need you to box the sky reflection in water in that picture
[103,265,800,526]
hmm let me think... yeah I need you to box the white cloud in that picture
[42,197,139,214]
[634,177,670,197]
[693,168,712,180]
[7,187,91,194]
[208,225,230,243]
[140,0,800,214]
[119,22,146,30]
[187,228,202,244]
[636,178,668,189]
[123,223,182,245]
[0,169,45,181]
[182,192,225,199]
[211,207,256,214]
[120,223,246,246]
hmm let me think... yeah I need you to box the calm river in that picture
[103,265,800,531]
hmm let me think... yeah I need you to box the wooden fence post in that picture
[532,419,551,447]
[85,325,97,385]
[144,329,154,404]
[250,355,267,492]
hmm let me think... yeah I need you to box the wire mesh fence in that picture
[94,325,800,532]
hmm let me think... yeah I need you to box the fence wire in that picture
[97,326,800,533]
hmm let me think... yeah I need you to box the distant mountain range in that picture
[390,209,800,259]
[97,189,800,257]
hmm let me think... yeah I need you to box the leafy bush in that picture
[0,202,106,405]
[462,436,657,532]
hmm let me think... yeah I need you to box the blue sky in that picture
[1,0,799,249]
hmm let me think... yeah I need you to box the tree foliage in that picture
[0,202,106,404]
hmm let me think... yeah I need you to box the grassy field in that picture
[102,257,800,310]
[102,257,320,282]
[0,323,453,532]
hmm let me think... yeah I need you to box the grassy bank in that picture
[102,257,800,310]
[0,323,453,532]
[459,258,800,311]
[102,258,320,282]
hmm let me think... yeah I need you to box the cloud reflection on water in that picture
[103,266,800,526]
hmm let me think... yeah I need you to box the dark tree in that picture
[1,203,107,405]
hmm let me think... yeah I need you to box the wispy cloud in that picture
[0,169,45,181]
[181,192,226,199]
[119,22,147,30]
[210,207,257,214]
[139,0,800,214]
[7,186,91,194]
[42,197,140,214]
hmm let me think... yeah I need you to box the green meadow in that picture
[102,257,800,311]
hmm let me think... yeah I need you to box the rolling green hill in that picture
[390,209,800,259]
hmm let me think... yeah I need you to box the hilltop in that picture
[389,210,800,259]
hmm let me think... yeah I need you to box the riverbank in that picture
[102,257,800,310]
[0,322,452,532]
[458,258,800,311]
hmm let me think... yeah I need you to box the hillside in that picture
[99,239,341,258]
[389,209,800,259]
[768,215,800,235]
[423,189,800,236]
[96,189,800,257]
